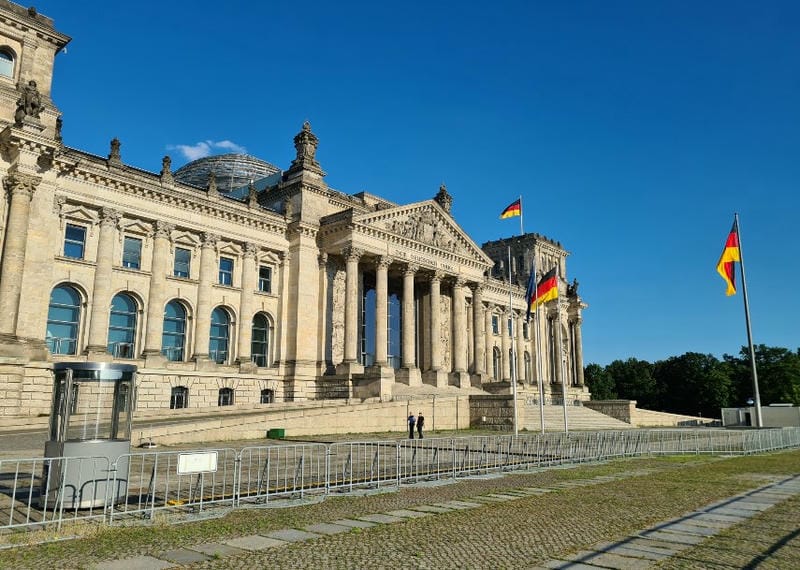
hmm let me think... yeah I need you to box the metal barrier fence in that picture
[1,427,798,534]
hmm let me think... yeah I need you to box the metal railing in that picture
[1,427,798,534]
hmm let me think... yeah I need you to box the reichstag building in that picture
[0,1,588,417]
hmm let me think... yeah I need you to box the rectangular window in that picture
[64,224,86,259]
[219,257,233,285]
[258,265,272,293]
[507,318,513,336]
[122,237,142,269]
[523,322,529,340]
[174,247,191,278]
[491,315,499,335]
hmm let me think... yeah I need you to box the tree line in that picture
[584,345,800,418]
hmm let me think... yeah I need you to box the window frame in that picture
[170,386,189,409]
[258,265,272,293]
[0,47,15,78]
[491,315,499,335]
[161,300,187,362]
[122,236,143,270]
[173,247,191,278]
[218,256,234,286]
[46,284,82,355]
[63,223,87,259]
[218,387,234,406]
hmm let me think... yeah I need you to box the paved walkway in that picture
[88,472,800,569]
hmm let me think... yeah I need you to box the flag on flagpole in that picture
[524,269,536,321]
[499,199,521,219]
[716,221,740,296]
[527,267,559,314]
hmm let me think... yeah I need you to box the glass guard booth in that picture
[42,363,136,509]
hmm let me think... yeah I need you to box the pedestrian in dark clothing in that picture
[417,411,425,439]
[407,413,416,439]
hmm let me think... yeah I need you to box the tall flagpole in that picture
[556,291,569,433]
[508,246,518,436]
[736,213,763,428]
[519,195,524,236]
[531,256,545,433]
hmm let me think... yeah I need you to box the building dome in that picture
[174,154,280,192]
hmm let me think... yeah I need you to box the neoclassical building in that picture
[0,1,587,417]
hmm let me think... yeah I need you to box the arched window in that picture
[46,284,81,354]
[218,387,234,406]
[108,293,137,358]
[0,48,14,78]
[260,388,274,404]
[492,347,501,380]
[210,307,230,364]
[161,300,186,361]
[170,386,188,409]
[251,313,271,367]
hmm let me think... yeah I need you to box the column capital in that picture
[341,246,363,262]
[469,282,484,295]
[430,270,444,284]
[374,255,393,270]
[201,232,219,248]
[318,251,328,268]
[3,171,41,200]
[404,263,419,275]
[243,242,258,259]
[453,276,467,288]
[279,250,291,264]
[99,207,122,228]
[154,220,174,240]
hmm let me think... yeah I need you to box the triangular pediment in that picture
[354,200,493,266]
[122,220,153,236]
[62,205,98,225]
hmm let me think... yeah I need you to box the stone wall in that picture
[582,400,636,423]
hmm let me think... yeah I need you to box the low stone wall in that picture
[582,400,636,423]
[469,395,515,430]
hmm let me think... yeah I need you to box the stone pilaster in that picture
[516,311,526,384]
[500,310,511,381]
[0,171,40,336]
[192,232,218,363]
[142,221,173,364]
[236,242,258,371]
[572,317,585,387]
[85,207,121,357]
[450,277,470,387]
[484,304,494,379]
[396,263,421,386]
[373,256,391,366]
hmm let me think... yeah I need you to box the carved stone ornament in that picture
[201,232,219,248]
[55,116,63,143]
[3,171,41,199]
[154,221,174,240]
[160,155,173,184]
[14,80,43,124]
[207,171,219,196]
[108,138,122,164]
[386,208,460,253]
[434,183,453,214]
[404,263,419,275]
[341,246,363,262]
[247,181,258,207]
[243,242,258,258]
[289,121,324,175]
[375,255,393,270]
[99,207,122,228]
[318,251,328,268]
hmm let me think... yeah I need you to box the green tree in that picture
[653,352,731,417]
[584,363,616,400]
[725,345,800,406]
[605,358,658,409]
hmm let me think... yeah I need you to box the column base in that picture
[422,369,449,389]
[83,346,114,362]
[395,367,422,387]
[336,360,365,377]
[237,359,258,374]
[192,355,218,371]
[469,373,488,388]
[354,365,395,400]
[142,351,166,368]
[449,371,471,388]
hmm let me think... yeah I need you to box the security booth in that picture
[42,362,136,509]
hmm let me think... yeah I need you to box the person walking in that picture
[407,413,416,439]
[417,411,425,439]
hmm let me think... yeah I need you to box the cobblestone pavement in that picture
[1,451,798,569]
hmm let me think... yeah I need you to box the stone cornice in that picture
[53,149,288,238]
[0,9,71,50]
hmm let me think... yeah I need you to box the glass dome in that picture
[174,154,280,193]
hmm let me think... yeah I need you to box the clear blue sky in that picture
[37,1,799,366]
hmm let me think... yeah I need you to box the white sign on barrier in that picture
[177,451,218,475]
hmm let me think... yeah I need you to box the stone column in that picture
[429,272,442,371]
[0,172,40,335]
[85,207,121,354]
[396,263,421,385]
[470,284,485,377]
[572,317,585,386]
[342,246,362,364]
[501,309,511,381]
[484,304,494,379]
[374,256,391,366]
[142,221,173,360]
[236,242,258,368]
[551,312,563,386]
[192,232,218,361]
[451,277,470,387]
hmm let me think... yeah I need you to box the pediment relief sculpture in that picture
[383,207,466,255]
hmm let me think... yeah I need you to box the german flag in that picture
[499,199,521,219]
[716,220,740,296]
[528,267,559,313]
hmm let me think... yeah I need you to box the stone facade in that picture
[0,0,588,418]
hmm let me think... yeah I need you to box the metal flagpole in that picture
[735,213,763,428]
[519,195,524,236]
[531,256,545,433]
[508,246,518,436]
[556,279,569,433]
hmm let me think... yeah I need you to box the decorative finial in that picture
[287,120,325,176]
[207,171,218,196]
[108,138,122,165]
[247,179,258,208]
[160,155,173,184]
[434,182,453,214]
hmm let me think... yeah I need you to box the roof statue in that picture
[434,183,453,214]
[14,80,43,124]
